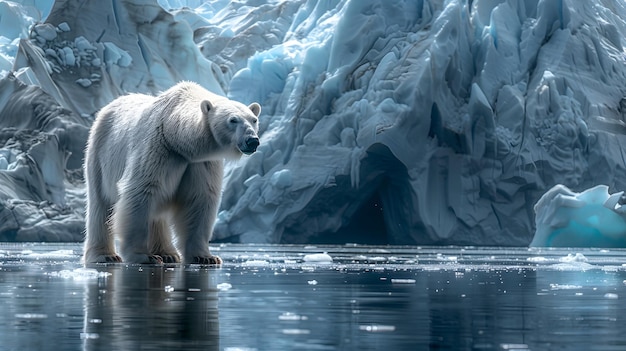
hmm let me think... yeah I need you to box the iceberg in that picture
[530,184,626,247]
[0,0,625,245]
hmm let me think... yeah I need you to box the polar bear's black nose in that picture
[244,137,260,153]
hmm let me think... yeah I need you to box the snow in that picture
[0,0,625,245]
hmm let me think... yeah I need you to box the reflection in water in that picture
[82,265,219,351]
[3,244,626,350]
[215,266,540,350]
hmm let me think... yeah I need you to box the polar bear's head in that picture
[202,99,261,157]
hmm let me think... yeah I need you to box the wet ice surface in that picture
[2,244,626,350]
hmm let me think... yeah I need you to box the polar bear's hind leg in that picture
[113,186,163,264]
[84,174,121,263]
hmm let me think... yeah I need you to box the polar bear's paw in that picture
[85,254,123,264]
[145,255,164,264]
[190,255,222,265]
[156,253,181,264]
[123,253,164,264]
[103,254,123,263]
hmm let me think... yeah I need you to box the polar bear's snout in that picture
[241,136,260,155]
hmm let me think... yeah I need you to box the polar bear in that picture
[83,81,261,264]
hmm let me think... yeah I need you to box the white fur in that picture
[83,81,261,264]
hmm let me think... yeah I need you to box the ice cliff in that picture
[1,0,626,245]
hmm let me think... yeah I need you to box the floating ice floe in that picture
[359,325,396,333]
[216,282,232,291]
[241,259,270,266]
[549,284,583,290]
[558,253,589,263]
[47,267,111,280]
[531,185,626,247]
[278,312,308,321]
[23,249,77,260]
[302,253,333,264]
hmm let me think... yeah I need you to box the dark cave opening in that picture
[281,143,411,245]
[311,143,410,245]
[312,185,389,245]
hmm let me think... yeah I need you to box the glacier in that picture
[0,0,626,246]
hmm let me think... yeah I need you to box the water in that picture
[2,244,626,350]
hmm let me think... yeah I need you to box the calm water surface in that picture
[1,243,626,350]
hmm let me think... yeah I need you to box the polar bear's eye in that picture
[229,117,238,124]
[252,118,258,124]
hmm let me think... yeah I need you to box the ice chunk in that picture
[75,78,91,87]
[281,329,311,335]
[302,253,332,264]
[79,333,100,340]
[103,42,132,67]
[241,260,270,266]
[216,282,232,291]
[15,313,48,319]
[47,268,111,280]
[57,22,70,32]
[531,185,626,247]
[278,312,308,321]
[270,169,293,189]
[558,253,588,263]
[550,284,582,290]
[34,23,57,41]
[62,47,75,66]
[358,325,396,332]
[74,36,95,52]
[604,191,624,210]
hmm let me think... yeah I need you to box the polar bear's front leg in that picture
[174,163,223,265]
[175,196,223,265]
[148,219,180,263]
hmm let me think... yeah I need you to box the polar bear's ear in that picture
[201,100,213,115]
[248,102,261,117]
